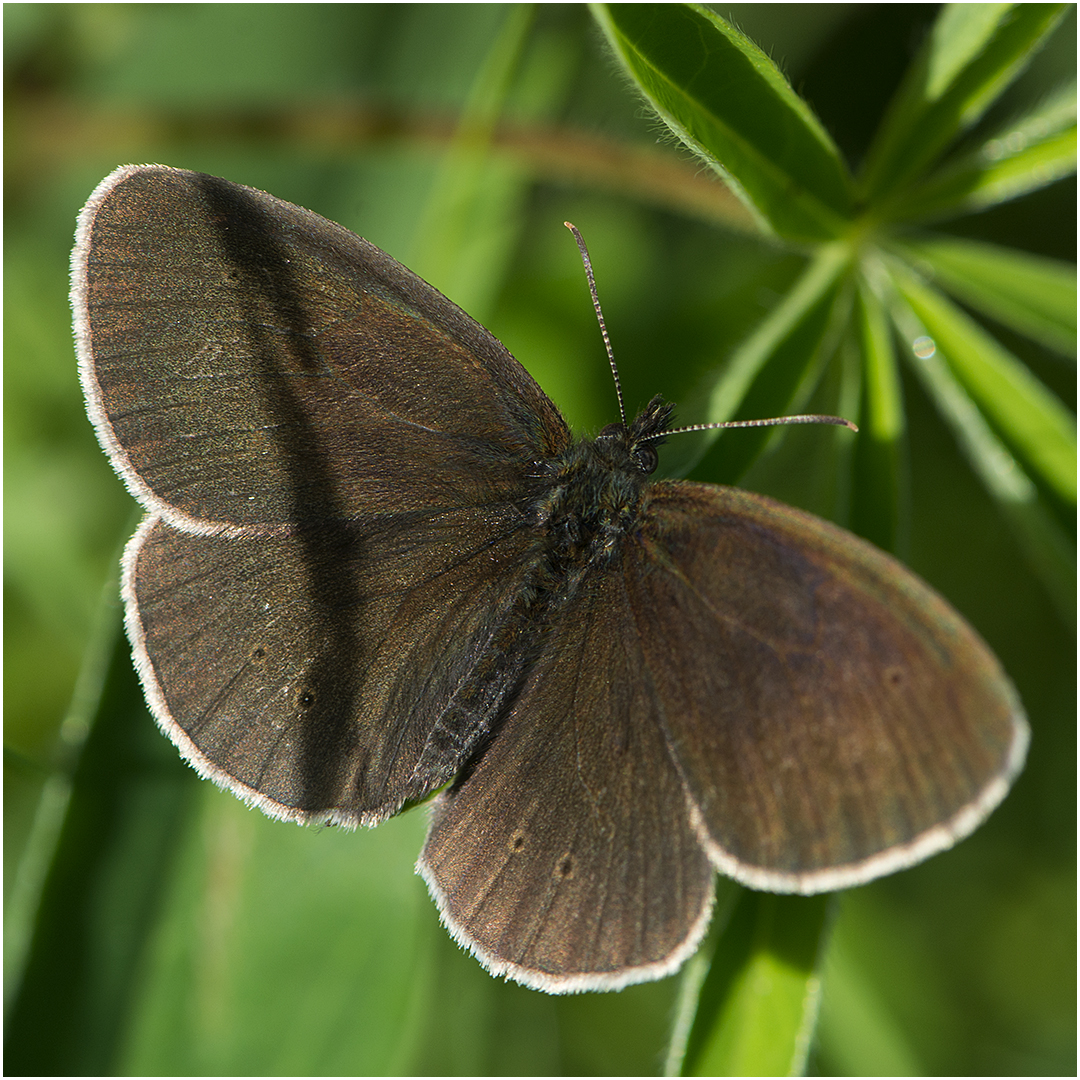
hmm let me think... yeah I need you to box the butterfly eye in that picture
[632,444,659,474]
[598,423,625,439]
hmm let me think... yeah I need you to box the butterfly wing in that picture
[126,506,541,823]
[625,481,1028,891]
[75,165,571,821]
[75,165,569,531]
[419,565,714,993]
[418,476,1027,987]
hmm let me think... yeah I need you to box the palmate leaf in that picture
[692,243,852,472]
[588,5,1073,1069]
[590,3,853,242]
[693,256,855,487]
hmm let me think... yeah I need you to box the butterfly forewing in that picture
[75,165,570,532]
[420,566,714,993]
[627,481,1027,891]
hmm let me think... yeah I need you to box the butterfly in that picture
[74,165,1027,993]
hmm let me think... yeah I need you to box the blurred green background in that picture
[4,4,1075,1075]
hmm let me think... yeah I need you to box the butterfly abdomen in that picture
[405,419,664,800]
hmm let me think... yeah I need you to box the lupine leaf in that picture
[591,3,853,242]
[900,127,1076,223]
[850,275,906,553]
[886,273,1076,626]
[897,236,1077,358]
[891,260,1076,505]
[690,244,853,484]
[861,4,1068,202]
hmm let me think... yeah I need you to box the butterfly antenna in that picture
[656,414,858,441]
[565,222,625,425]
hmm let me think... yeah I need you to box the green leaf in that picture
[897,83,1077,222]
[4,633,198,1075]
[116,788,463,1075]
[663,879,743,1075]
[851,277,906,553]
[590,3,853,242]
[677,891,832,1077]
[3,570,126,1016]
[691,244,852,483]
[411,4,537,322]
[886,276,1076,627]
[815,923,923,1075]
[861,3,1068,202]
[891,260,1076,506]
[897,236,1077,358]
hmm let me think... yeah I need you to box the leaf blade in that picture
[851,275,907,553]
[861,3,1069,201]
[680,891,832,1077]
[3,633,197,1076]
[897,236,1077,358]
[897,83,1077,222]
[885,273,1076,626]
[891,260,1076,505]
[691,244,852,483]
[591,3,854,242]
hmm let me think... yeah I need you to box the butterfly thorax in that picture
[531,396,673,578]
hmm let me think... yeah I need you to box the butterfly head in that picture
[594,395,674,477]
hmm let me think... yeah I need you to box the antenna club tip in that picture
[796,414,859,432]
[821,416,858,432]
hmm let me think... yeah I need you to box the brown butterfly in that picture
[74,165,1027,992]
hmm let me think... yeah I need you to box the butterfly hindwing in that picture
[127,503,545,822]
[419,564,714,992]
